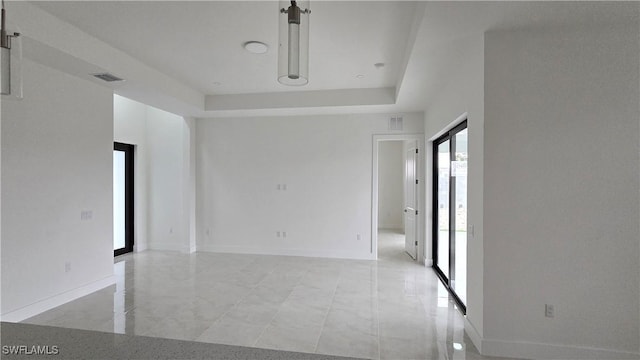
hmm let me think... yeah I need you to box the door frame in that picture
[371,134,424,261]
[114,142,134,256]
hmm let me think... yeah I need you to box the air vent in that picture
[92,73,124,82]
[389,116,403,131]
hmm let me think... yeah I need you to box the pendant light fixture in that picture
[278,0,310,86]
[1,0,20,97]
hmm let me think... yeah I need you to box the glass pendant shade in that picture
[1,0,22,99]
[1,46,9,95]
[1,31,22,99]
[278,0,309,86]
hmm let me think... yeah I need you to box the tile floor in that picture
[23,230,509,360]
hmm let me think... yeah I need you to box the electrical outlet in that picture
[282,231,287,238]
[282,184,287,191]
[65,262,71,273]
[545,304,554,318]
[276,231,281,238]
[277,184,281,190]
[357,234,361,240]
[169,227,173,234]
[80,210,93,220]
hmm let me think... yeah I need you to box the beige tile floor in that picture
[23,230,510,360]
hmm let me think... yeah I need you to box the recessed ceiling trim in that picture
[205,87,396,111]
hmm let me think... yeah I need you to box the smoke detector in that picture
[243,41,268,54]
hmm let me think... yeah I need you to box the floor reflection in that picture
[22,230,512,360]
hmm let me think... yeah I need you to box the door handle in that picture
[404,207,415,213]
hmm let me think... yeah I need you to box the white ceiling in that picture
[32,1,416,96]
[25,1,640,118]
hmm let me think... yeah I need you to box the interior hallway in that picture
[22,231,507,359]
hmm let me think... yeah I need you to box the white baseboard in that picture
[198,244,374,260]
[464,317,483,354]
[478,335,639,360]
[418,255,432,267]
[134,241,147,252]
[147,242,189,253]
[377,226,404,232]
[465,316,639,359]
[0,275,116,323]
[424,259,433,267]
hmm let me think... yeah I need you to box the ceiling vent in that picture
[389,116,403,131]
[92,73,124,82]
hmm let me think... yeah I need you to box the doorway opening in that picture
[377,141,407,262]
[114,142,134,256]
[432,120,467,312]
[372,134,423,262]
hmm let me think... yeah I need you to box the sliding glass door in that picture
[114,142,134,256]
[433,121,467,312]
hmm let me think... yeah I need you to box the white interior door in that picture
[404,141,418,259]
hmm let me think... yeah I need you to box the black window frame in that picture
[432,120,468,314]
[114,142,134,257]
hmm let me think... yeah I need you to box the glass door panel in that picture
[436,141,450,278]
[114,142,134,256]
[113,150,126,251]
[452,128,467,303]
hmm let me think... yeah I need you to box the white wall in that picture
[183,117,197,253]
[196,113,424,260]
[1,58,114,317]
[114,95,148,252]
[146,107,188,252]
[114,96,194,254]
[377,141,404,230]
[483,25,639,358]
[423,33,485,341]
